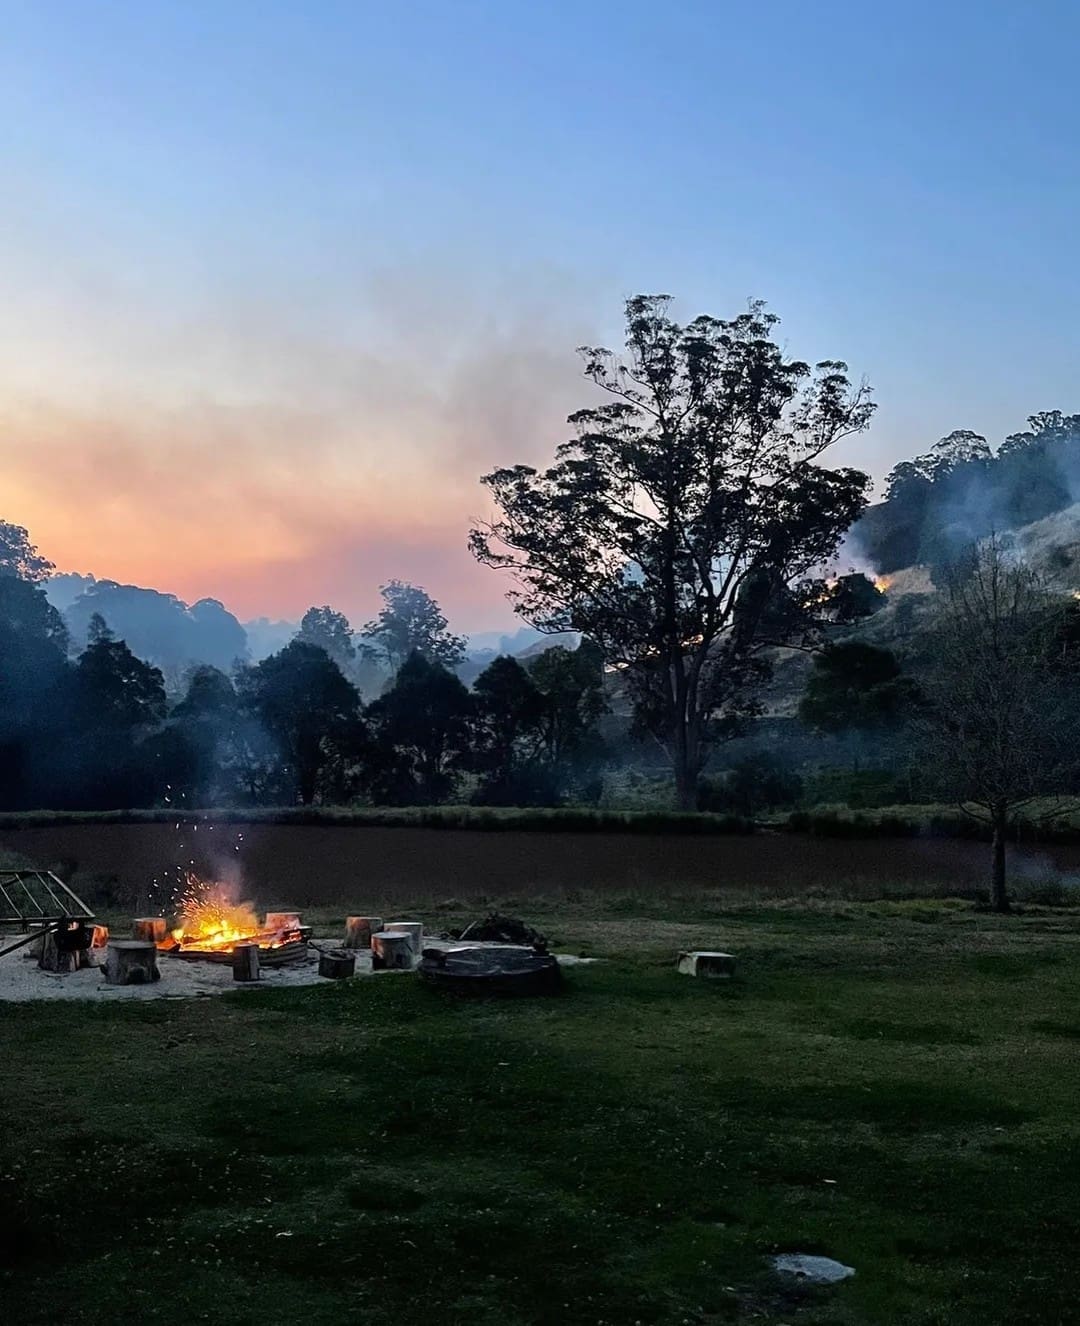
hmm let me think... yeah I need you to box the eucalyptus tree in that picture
[362,580,466,672]
[471,295,874,808]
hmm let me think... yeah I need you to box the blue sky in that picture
[1,0,1078,628]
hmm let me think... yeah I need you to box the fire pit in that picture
[158,878,310,967]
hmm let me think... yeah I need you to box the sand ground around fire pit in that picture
[0,938,595,1001]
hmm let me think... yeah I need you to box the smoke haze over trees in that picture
[0,525,612,810]
[4,293,1080,891]
[856,412,1080,577]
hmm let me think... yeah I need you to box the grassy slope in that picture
[3,894,1080,1324]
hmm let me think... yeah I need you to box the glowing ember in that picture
[873,575,892,593]
[167,875,297,954]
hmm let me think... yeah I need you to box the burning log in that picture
[132,917,168,944]
[343,916,383,950]
[385,921,423,956]
[318,949,356,979]
[103,940,161,986]
[371,931,414,971]
[232,943,260,982]
[158,879,308,965]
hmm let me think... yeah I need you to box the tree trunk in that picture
[672,720,702,812]
[990,803,1010,913]
[673,760,698,812]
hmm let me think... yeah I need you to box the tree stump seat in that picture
[318,949,356,979]
[676,950,736,978]
[343,916,383,949]
[103,940,161,986]
[371,931,414,971]
[385,921,423,955]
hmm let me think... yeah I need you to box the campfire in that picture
[161,877,308,965]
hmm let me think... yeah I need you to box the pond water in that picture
[2,821,1079,912]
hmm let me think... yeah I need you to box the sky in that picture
[1,0,1078,632]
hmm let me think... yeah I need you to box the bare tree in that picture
[920,538,1077,911]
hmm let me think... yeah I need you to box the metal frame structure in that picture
[0,870,96,959]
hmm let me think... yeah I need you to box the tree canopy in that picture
[238,641,363,805]
[471,655,550,804]
[0,520,53,583]
[856,412,1080,575]
[362,580,466,672]
[296,605,358,672]
[799,642,916,736]
[472,295,874,807]
[366,651,473,804]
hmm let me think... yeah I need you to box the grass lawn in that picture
[3,893,1080,1324]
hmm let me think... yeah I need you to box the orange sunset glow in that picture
[0,273,596,629]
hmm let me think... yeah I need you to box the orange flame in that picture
[167,876,293,953]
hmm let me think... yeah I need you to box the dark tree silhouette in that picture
[471,655,549,804]
[172,664,237,721]
[367,651,472,804]
[87,611,112,645]
[527,641,608,796]
[472,295,874,808]
[707,752,803,816]
[238,641,363,805]
[0,520,53,583]
[799,643,916,736]
[62,628,168,808]
[362,580,466,671]
[164,665,241,803]
[0,577,72,808]
[75,630,167,731]
[297,605,357,672]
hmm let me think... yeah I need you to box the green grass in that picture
[4,893,1080,1324]
[783,798,1080,843]
[0,804,753,834]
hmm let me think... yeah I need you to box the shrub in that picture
[700,754,802,816]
